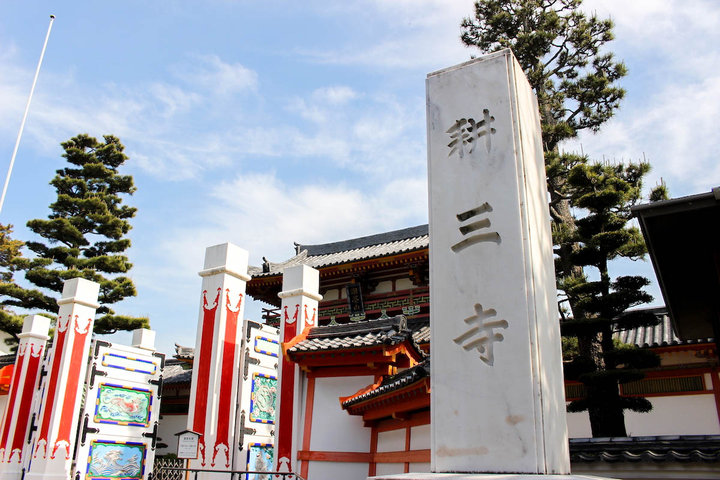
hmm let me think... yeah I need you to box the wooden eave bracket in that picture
[282,326,313,363]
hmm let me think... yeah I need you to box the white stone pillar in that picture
[274,265,321,473]
[186,243,250,476]
[0,315,50,479]
[25,278,100,480]
[426,50,569,474]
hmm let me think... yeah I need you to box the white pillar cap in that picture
[280,264,320,295]
[18,314,51,340]
[131,328,156,351]
[198,242,250,281]
[57,277,101,308]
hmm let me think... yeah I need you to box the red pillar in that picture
[0,315,50,479]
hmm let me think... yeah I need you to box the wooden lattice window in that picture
[621,376,705,395]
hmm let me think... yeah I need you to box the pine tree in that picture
[561,158,664,436]
[17,134,148,335]
[0,224,30,344]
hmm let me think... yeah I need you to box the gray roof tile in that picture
[288,315,424,356]
[163,360,193,384]
[570,435,720,463]
[342,358,430,408]
[249,225,428,277]
[614,308,714,347]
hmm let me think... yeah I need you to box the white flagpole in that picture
[0,14,56,216]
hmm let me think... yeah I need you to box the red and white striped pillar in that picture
[186,243,249,477]
[275,265,321,473]
[25,277,99,480]
[0,315,50,479]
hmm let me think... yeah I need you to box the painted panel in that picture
[249,373,277,424]
[74,341,163,480]
[102,353,158,375]
[245,443,273,480]
[95,384,152,427]
[253,336,278,358]
[86,440,146,479]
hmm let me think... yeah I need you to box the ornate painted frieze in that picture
[246,443,273,480]
[86,440,146,479]
[253,336,278,358]
[94,384,152,427]
[101,353,158,375]
[249,373,277,424]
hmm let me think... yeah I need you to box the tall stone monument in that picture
[427,49,569,474]
[186,243,250,476]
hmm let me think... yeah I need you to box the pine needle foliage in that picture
[18,134,148,335]
[560,160,665,436]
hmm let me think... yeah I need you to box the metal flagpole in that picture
[0,14,56,216]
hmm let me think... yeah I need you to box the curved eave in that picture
[342,378,431,422]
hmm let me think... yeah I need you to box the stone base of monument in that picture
[369,474,614,480]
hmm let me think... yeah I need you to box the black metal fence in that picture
[151,457,185,480]
[150,458,305,480]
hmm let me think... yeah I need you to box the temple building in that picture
[156,222,719,478]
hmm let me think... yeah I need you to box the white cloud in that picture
[176,54,258,95]
[297,0,471,70]
[156,169,428,273]
[312,86,358,105]
[564,74,720,195]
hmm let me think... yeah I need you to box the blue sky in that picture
[1,1,719,355]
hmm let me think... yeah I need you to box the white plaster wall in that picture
[566,410,592,438]
[156,414,188,456]
[0,395,7,422]
[410,425,430,450]
[566,394,720,437]
[624,394,720,436]
[375,281,393,294]
[409,462,431,473]
[309,376,373,452]
[0,331,12,354]
[323,289,339,301]
[658,350,705,366]
[396,278,413,290]
[376,462,404,475]
[308,461,367,480]
[377,429,405,452]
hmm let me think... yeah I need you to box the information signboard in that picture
[176,431,201,459]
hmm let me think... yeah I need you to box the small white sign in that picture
[177,432,200,459]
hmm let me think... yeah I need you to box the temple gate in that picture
[72,330,164,480]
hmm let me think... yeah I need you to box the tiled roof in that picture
[342,358,430,408]
[412,325,430,344]
[0,354,15,367]
[249,225,428,277]
[163,359,193,384]
[287,315,423,355]
[174,343,195,360]
[570,435,720,463]
[614,308,715,348]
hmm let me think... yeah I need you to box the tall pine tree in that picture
[0,224,31,345]
[15,134,148,334]
[461,0,663,436]
[561,159,664,436]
